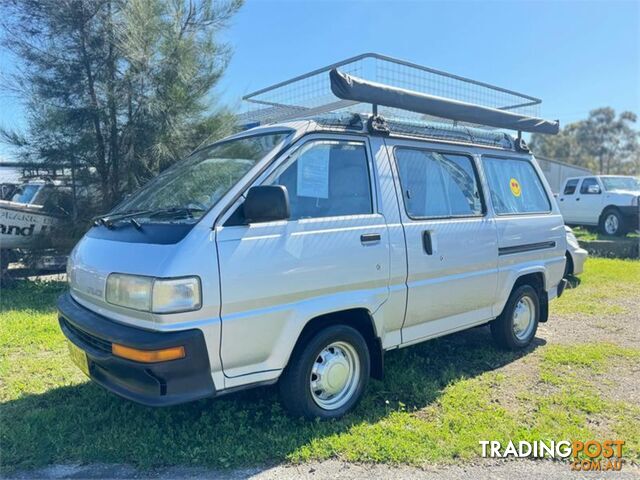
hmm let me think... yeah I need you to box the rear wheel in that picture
[599,208,625,236]
[564,252,574,278]
[279,325,370,419]
[491,285,540,350]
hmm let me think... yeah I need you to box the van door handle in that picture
[422,230,433,255]
[360,233,381,244]
[576,198,581,201]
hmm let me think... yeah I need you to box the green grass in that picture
[572,227,639,242]
[1,259,639,471]
[553,257,640,315]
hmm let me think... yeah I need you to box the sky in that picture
[1,0,639,158]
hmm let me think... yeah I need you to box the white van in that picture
[59,55,567,418]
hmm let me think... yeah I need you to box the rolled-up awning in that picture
[330,69,559,135]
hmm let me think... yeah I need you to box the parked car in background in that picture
[0,179,72,250]
[564,226,588,278]
[558,175,640,236]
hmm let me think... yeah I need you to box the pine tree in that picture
[1,0,242,213]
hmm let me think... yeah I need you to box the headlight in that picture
[106,274,153,311]
[152,277,201,313]
[105,274,201,313]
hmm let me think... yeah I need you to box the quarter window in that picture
[563,179,579,195]
[482,157,551,215]
[266,140,373,220]
[394,149,483,218]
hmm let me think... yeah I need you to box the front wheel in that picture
[278,325,370,419]
[600,208,625,236]
[491,285,540,350]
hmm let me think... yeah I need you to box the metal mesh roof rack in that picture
[240,53,550,131]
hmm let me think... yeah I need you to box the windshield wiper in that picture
[93,206,205,229]
[93,209,155,228]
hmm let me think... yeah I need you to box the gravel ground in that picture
[4,460,640,480]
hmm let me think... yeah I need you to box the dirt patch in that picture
[6,460,640,480]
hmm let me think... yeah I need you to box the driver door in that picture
[215,135,391,385]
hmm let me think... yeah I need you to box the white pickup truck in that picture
[558,175,640,236]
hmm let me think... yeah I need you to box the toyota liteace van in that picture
[59,54,567,418]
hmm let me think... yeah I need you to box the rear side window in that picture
[482,157,551,215]
[563,179,579,195]
[267,140,373,220]
[394,148,483,218]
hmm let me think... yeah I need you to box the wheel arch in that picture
[600,204,622,220]
[498,270,548,323]
[286,308,384,380]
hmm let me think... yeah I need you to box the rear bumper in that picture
[569,247,588,275]
[57,292,215,406]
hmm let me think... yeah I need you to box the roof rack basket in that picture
[240,53,558,135]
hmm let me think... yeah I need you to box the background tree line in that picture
[1,0,242,216]
[1,0,638,223]
[530,107,639,175]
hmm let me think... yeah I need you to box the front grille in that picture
[61,317,112,354]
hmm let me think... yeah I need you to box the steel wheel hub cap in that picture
[513,296,535,340]
[310,341,360,410]
[605,215,618,234]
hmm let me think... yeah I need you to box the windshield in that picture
[113,131,291,222]
[601,176,640,192]
[11,184,41,204]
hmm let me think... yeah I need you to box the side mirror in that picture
[243,185,290,223]
[587,184,601,194]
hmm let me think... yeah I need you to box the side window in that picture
[482,157,551,215]
[563,179,579,195]
[580,177,600,194]
[266,140,373,220]
[394,148,483,218]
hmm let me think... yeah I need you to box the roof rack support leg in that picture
[515,130,529,152]
[372,103,378,116]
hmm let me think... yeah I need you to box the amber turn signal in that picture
[112,343,185,363]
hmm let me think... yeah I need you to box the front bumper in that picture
[619,206,639,230]
[57,292,215,406]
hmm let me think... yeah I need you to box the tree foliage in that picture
[530,108,640,175]
[1,0,242,213]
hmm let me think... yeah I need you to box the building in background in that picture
[536,156,592,194]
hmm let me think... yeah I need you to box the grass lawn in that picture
[572,226,639,242]
[1,258,639,472]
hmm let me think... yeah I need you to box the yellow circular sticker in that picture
[509,178,522,197]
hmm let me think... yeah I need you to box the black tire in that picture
[491,285,540,350]
[278,325,370,419]
[564,252,574,278]
[599,208,626,236]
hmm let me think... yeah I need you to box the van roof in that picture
[236,113,519,152]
